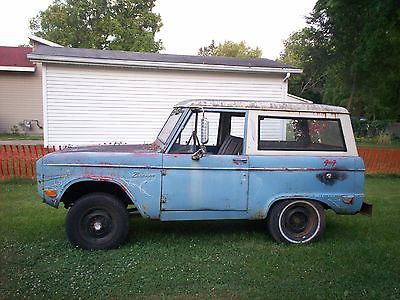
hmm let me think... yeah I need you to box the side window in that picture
[178,113,196,145]
[169,111,246,155]
[177,111,220,146]
[230,116,245,138]
[170,111,220,153]
[205,112,220,146]
[258,116,346,151]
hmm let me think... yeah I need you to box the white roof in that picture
[287,94,313,103]
[28,35,63,47]
[175,99,349,114]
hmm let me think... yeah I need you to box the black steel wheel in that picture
[267,200,326,244]
[66,193,129,250]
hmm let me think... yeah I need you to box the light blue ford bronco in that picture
[36,100,372,249]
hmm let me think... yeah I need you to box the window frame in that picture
[245,110,356,157]
[165,108,248,155]
[257,116,347,152]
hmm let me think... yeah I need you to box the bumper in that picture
[359,202,373,216]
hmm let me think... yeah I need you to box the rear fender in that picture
[256,192,364,219]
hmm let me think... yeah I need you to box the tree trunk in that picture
[347,75,357,112]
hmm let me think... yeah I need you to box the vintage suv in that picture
[36,100,371,249]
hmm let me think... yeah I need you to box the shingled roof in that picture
[29,46,302,74]
[0,46,35,72]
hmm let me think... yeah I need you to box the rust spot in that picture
[254,209,265,219]
[120,184,129,193]
[87,176,112,182]
[316,171,348,185]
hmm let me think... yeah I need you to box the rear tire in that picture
[267,200,326,244]
[66,193,129,250]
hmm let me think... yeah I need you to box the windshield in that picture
[157,108,184,146]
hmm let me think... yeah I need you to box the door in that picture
[161,109,248,211]
[162,154,248,211]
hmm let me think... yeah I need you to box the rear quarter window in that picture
[258,116,346,151]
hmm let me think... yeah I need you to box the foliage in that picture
[1,178,400,298]
[279,27,333,103]
[198,40,262,58]
[356,136,400,147]
[30,0,162,52]
[10,125,19,135]
[352,118,391,138]
[279,0,400,120]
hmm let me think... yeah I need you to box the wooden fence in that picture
[357,146,400,174]
[0,145,399,180]
[0,145,60,180]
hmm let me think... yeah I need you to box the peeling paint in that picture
[316,171,348,185]
[176,100,349,114]
[36,100,365,228]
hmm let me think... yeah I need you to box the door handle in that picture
[233,158,247,164]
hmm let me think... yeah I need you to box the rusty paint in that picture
[4,145,397,181]
[119,184,129,193]
[254,209,265,219]
[175,99,349,114]
[316,171,348,185]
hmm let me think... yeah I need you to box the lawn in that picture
[0,133,43,141]
[0,177,399,299]
[356,137,400,148]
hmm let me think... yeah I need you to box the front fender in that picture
[44,176,152,218]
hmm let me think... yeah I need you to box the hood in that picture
[42,143,162,166]
[60,143,160,154]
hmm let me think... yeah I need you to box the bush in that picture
[352,118,392,138]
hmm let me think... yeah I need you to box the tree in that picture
[280,0,400,120]
[279,27,333,103]
[198,40,262,58]
[312,0,400,119]
[30,0,162,52]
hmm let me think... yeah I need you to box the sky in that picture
[0,0,316,60]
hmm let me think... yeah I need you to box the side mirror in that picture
[200,117,209,145]
[191,146,206,160]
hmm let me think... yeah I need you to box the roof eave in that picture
[28,54,303,74]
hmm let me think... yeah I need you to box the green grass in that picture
[0,133,43,141]
[1,178,400,299]
[356,137,400,148]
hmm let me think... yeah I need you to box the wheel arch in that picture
[60,178,135,209]
[265,196,331,218]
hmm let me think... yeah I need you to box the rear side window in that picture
[258,116,346,151]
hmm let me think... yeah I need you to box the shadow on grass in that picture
[126,218,272,244]
[125,214,374,247]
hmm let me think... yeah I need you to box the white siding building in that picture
[29,46,304,146]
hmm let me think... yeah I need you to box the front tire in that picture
[267,200,326,244]
[66,193,129,250]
